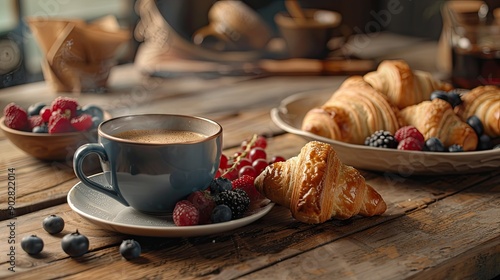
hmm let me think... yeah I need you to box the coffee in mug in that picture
[114,129,207,144]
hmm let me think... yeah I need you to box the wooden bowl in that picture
[0,113,109,161]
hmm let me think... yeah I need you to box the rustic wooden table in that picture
[0,35,499,279]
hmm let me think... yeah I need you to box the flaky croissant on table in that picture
[254,141,387,224]
[301,76,403,144]
[454,85,500,138]
[363,60,453,109]
[400,98,478,151]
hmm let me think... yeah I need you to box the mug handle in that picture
[73,143,129,206]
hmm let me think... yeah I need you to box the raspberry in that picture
[3,103,29,131]
[28,115,45,131]
[214,189,250,219]
[172,200,199,226]
[40,106,52,122]
[51,97,79,118]
[364,130,398,148]
[394,126,425,145]
[186,191,215,225]
[397,137,423,151]
[232,175,262,203]
[48,113,74,133]
[70,114,93,131]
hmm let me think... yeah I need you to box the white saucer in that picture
[67,173,274,237]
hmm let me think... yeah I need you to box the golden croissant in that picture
[363,60,453,109]
[254,141,387,224]
[400,98,478,151]
[454,85,500,138]
[301,76,403,144]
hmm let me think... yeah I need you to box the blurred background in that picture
[0,0,447,88]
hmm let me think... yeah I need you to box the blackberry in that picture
[364,130,398,149]
[214,189,250,219]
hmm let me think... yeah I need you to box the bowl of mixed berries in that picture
[0,96,108,161]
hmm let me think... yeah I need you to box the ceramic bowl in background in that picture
[275,9,343,58]
[0,112,110,161]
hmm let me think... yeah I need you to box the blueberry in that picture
[430,90,449,102]
[75,107,83,116]
[424,137,445,152]
[477,134,492,150]
[82,105,104,120]
[448,144,464,152]
[91,116,102,129]
[212,204,232,223]
[21,235,44,255]
[61,230,89,257]
[32,125,48,133]
[446,91,462,108]
[209,177,232,195]
[119,239,141,260]
[43,214,65,234]
[28,102,46,116]
[466,116,484,136]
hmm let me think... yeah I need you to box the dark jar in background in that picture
[444,3,500,89]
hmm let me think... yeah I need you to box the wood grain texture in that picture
[1,45,499,279]
[0,133,497,279]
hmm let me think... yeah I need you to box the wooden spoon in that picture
[285,0,307,23]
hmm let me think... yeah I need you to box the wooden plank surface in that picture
[1,133,498,279]
[1,38,499,279]
[1,72,344,220]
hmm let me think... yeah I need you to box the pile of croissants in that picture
[301,59,500,151]
[254,60,499,224]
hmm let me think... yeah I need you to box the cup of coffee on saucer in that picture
[275,5,344,59]
[73,114,223,214]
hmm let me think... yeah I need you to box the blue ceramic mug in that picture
[73,114,223,214]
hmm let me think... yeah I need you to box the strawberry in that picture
[28,115,45,130]
[48,113,74,133]
[232,175,263,203]
[3,102,29,131]
[172,200,199,226]
[70,114,93,131]
[394,126,425,145]
[397,137,423,151]
[51,96,79,118]
[187,191,215,225]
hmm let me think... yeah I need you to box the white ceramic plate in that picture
[271,90,500,175]
[67,173,274,237]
